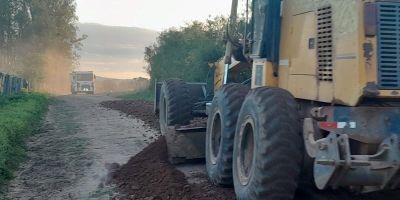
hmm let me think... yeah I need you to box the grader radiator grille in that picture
[377,2,400,89]
[317,6,333,82]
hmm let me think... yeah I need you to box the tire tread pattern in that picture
[206,84,250,185]
[161,79,193,128]
[234,87,303,200]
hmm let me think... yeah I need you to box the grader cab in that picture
[156,0,400,199]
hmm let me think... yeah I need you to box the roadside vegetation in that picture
[0,0,80,93]
[138,17,228,101]
[144,17,227,83]
[116,89,154,101]
[0,93,48,185]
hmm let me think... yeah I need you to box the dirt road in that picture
[102,100,400,200]
[5,96,400,200]
[5,95,158,200]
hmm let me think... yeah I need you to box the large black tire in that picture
[159,79,193,134]
[233,87,303,200]
[206,84,250,185]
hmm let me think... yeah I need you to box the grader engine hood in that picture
[354,1,400,102]
[221,0,400,105]
[364,1,400,97]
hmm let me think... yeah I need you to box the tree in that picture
[0,0,79,93]
[145,16,227,83]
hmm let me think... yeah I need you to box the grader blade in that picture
[165,126,206,164]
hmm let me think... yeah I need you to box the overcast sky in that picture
[76,0,232,31]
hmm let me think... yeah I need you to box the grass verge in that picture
[115,89,154,101]
[0,92,48,185]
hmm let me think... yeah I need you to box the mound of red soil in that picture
[101,100,159,130]
[102,100,235,200]
[102,100,399,200]
[111,136,235,200]
[112,136,190,199]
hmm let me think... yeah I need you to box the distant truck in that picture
[70,71,95,95]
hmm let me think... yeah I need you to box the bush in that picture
[145,17,227,83]
[0,93,48,184]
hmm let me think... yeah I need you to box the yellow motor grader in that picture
[155,0,400,199]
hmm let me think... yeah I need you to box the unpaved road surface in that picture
[5,95,157,200]
[101,101,236,200]
[102,100,400,200]
[5,96,400,200]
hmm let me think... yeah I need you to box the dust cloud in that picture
[35,49,72,95]
[1,47,150,95]
[0,46,72,95]
[95,77,149,94]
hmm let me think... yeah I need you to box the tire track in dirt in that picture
[5,95,157,200]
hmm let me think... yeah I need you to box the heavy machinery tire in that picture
[233,87,303,200]
[159,79,193,134]
[206,84,250,185]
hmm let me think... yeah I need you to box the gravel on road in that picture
[5,95,157,200]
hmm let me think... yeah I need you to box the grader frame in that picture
[156,0,400,199]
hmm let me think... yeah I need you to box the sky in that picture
[76,0,232,31]
[75,0,233,79]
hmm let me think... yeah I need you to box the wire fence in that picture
[0,73,29,96]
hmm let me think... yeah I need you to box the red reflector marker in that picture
[318,122,357,129]
[319,122,338,129]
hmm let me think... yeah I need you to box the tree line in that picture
[0,0,79,90]
[144,17,228,84]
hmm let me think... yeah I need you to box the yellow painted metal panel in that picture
[379,90,400,97]
[289,12,317,75]
[318,81,333,103]
[362,38,378,84]
[278,65,290,90]
[356,1,378,99]
[334,58,361,105]
[280,0,365,106]
[213,59,224,92]
[278,0,293,91]
[251,59,277,88]
[288,75,318,100]
[333,31,361,105]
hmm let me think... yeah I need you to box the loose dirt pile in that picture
[102,100,400,200]
[102,100,235,200]
[100,101,208,130]
[101,100,159,130]
[111,136,235,200]
[111,136,190,199]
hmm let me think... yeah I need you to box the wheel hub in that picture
[209,112,222,165]
[238,118,255,186]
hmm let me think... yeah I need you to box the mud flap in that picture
[165,126,206,164]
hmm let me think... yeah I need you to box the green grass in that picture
[0,92,48,185]
[115,89,154,101]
